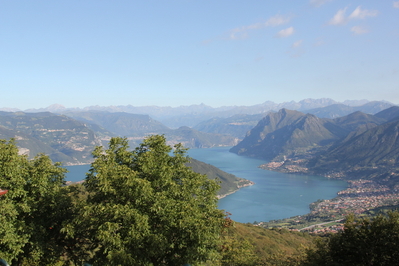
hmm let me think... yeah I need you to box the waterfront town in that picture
[259,179,399,234]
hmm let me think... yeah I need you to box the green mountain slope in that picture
[186,158,253,197]
[223,222,315,264]
[309,119,399,180]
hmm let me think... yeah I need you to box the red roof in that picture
[0,190,8,196]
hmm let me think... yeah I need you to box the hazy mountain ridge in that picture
[5,98,393,128]
[64,111,169,138]
[333,111,386,133]
[165,126,238,149]
[307,101,394,119]
[0,111,102,165]
[63,111,238,149]
[193,113,267,139]
[0,110,238,164]
[374,106,399,122]
[1,99,397,174]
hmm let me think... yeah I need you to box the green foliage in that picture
[218,217,259,266]
[214,216,313,266]
[69,135,225,265]
[312,120,399,175]
[187,158,252,197]
[0,136,325,266]
[303,211,399,266]
[0,139,70,265]
[220,236,258,266]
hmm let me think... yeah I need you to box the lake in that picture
[65,147,346,223]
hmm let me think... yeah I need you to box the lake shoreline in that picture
[217,181,255,199]
[66,147,347,223]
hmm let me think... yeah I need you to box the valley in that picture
[1,98,399,228]
[228,103,399,231]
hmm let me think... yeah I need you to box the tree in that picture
[0,139,69,265]
[72,135,225,265]
[303,211,399,266]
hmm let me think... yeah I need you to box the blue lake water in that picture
[65,147,347,223]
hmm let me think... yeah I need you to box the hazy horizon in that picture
[1,98,395,111]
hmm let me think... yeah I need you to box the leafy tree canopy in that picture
[303,211,399,266]
[0,139,69,265]
[70,135,225,265]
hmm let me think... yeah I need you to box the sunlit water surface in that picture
[66,147,346,223]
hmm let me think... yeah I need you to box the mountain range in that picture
[230,109,343,160]
[0,111,237,164]
[308,107,399,180]
[2,98,392,128]
[235,106,399,185]
[1,98,397,185]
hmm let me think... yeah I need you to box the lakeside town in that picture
[259,178,399,234]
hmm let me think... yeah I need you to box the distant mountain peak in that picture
[46,104,66,110]
[0,107,20,112]
[342,99,369,106]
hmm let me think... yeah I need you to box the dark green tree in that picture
[0,139,69,265]
[303,211,399,266]
[71,135,224,265]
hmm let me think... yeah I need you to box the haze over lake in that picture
[66,147,346,223]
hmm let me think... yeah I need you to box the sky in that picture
[1,0,399,109]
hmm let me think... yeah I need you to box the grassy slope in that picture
[233,223,314,256]
[221,222,315,265]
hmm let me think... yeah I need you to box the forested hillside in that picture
[187,158,253,197]
[309,119,399,181]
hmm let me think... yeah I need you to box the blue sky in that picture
[1,0,398,109]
